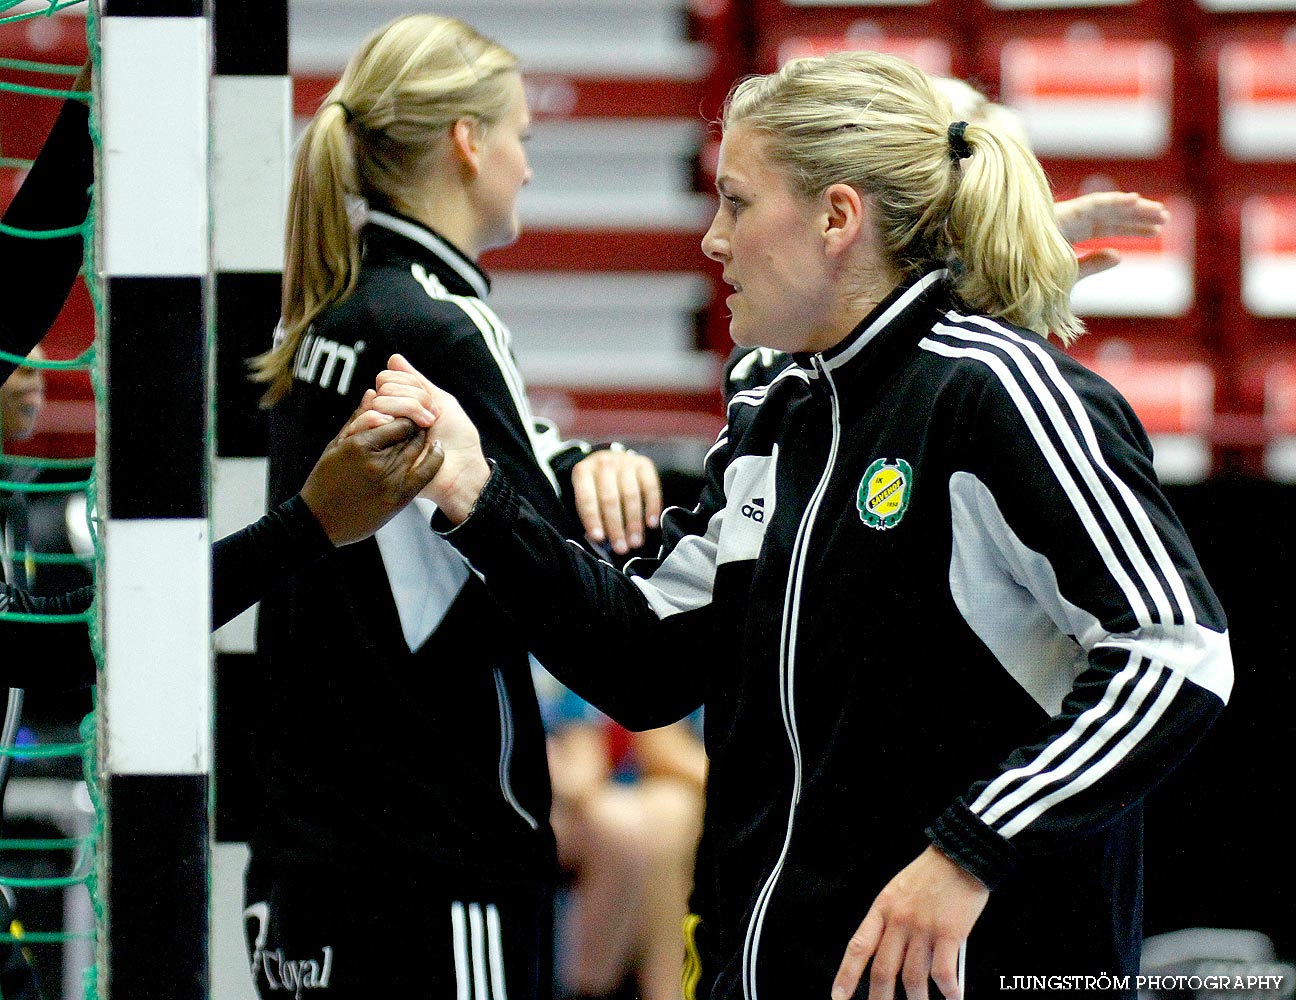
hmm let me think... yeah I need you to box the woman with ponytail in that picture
[247,15,660,1000]
[365,50,1231,1000]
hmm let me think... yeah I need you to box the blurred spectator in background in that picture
[0,346,45,447]
[537,666,706,1000]
[0,346,48,593]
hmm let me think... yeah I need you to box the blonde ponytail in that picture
[251,102,359,405]
[947,123,1083,343]
[251,14,519,405]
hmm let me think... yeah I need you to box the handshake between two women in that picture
[346,353,662,555]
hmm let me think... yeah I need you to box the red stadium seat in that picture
[1206,185,1296,352]
[1239,193,1296,319]
[771,29,956,79]
[989,29,1178,161]
[1241,356,1296,480]
[974,0,1169,16]
[1217,37,1296,163]
[747,0,966,76]
[1198,188,1295,473]
[1192,26,1296,192]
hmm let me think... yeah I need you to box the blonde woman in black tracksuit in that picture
[366,51,1231,1000]
[247,15,660,1000]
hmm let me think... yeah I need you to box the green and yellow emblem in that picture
[857,458,913,530]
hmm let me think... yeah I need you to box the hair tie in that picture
[948,120,971,163]
[333,100,355,124]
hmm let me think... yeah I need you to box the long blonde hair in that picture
[253,14,520,404]
[722,51,1082,343]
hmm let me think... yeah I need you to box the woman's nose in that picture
[702,214,728,262]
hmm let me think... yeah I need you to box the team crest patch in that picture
[857,458,913,530]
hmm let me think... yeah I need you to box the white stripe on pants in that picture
[451,901,509,1000]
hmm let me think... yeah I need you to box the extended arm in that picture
[375,330,662,554]
[1055,191,1169,282]
[432,454,706,729]
[369,355,714,728]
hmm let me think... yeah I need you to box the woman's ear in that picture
[451,117,483,177]
[821,182,865,257]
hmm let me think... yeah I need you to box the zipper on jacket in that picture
[741,355,842,1000]
[493,668,539,831]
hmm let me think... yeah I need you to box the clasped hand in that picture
[349,354,662,554]
[300,391,445,545]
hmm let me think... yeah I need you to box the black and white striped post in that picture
[99,0,291,994]
[209,0,288,994]
[99,1,210,996]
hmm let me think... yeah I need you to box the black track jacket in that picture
[257,211,589,888]
[433,270,1233,997]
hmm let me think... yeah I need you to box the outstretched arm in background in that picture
[1056,191,1169,281]
[0,63,92,383]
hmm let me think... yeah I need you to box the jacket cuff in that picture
[430,459,513,538]
[280,493,337,556]
[925,800,1019,890]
